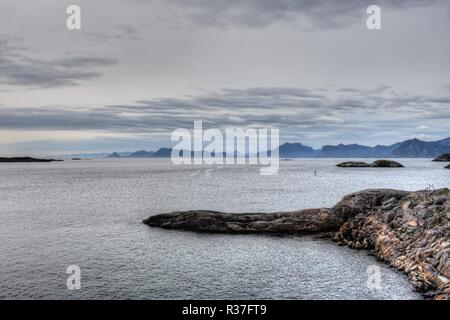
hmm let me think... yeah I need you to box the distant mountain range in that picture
[305,138,450,158]
[107,148,172,158]
[317,143,401,158]
[63,137,450,159]
[315,138,450,158]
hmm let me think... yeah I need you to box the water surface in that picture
[2,158,447,299]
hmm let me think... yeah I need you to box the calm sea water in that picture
[1,158,448,299]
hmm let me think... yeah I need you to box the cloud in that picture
[152,0,446,29]
[1,87,449,146]
[411,133,440,141]
[85,24,144,42]
[0,35,25,56]
[0,35,118,88]
[116,24,144,40]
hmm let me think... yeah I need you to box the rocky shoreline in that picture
[144,188,450,300]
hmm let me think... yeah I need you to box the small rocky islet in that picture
[336,160,404,168]
[432,153,450,169]
[145,188,450,300]
[433,153,450,162]
[336,161,371,168]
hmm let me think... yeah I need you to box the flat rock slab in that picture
[144,208,340,235]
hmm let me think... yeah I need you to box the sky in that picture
[0,0,449,155]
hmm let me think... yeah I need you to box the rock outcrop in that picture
[144,208,340,235]
[144,188,450,300]
[433,154,450,162]
[332,189,450,299]
[445,165,450,169]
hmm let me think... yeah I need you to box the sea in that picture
[1,158,448,299]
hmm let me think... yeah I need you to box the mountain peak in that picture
[391,138,450,158]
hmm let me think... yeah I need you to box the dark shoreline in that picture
[144,188,450,300]
[0,157,62,163]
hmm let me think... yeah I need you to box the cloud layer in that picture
[162,0,445,29]
[0,35,117,88]
[1,86,449,148]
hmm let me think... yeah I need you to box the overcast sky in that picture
[1,0,449,155]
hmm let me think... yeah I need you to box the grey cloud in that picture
[1,87,449,141]
[0,35,25,57]
[52,57,118,68]
[85,24,144,42]
[154,0,445,29]
[0,36,118,88]
[116,24,143,40]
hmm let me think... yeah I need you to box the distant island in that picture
[0,157,62,163]
[100,136,450,159]
[433,153,450,162]
[336,160,404,168]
